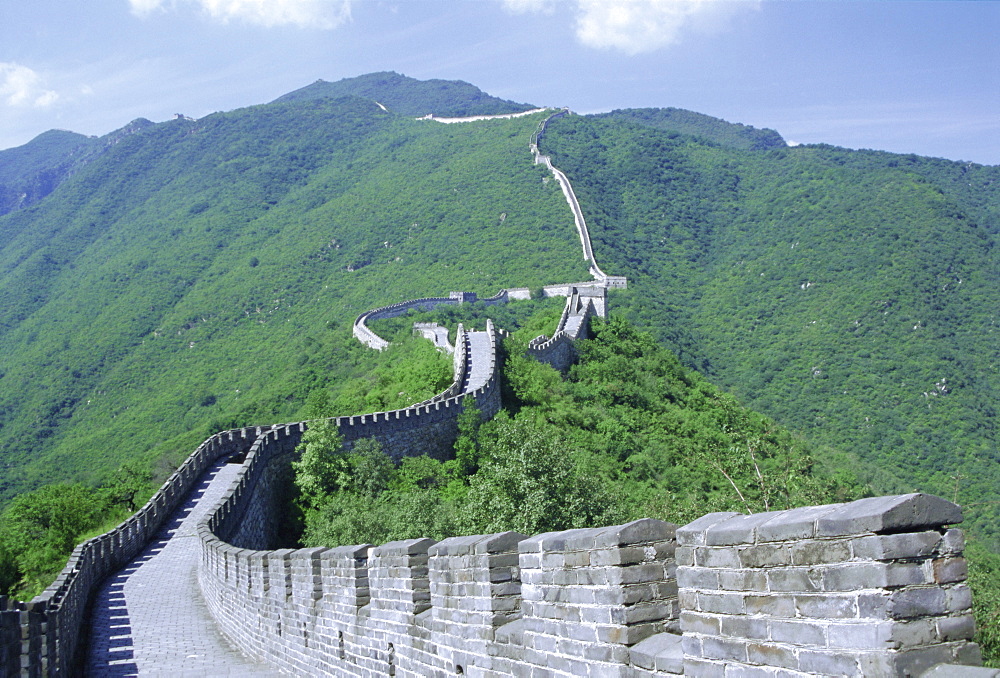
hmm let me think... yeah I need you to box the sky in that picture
[1,1,997,164]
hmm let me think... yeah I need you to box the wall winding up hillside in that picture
[7,107,989,678]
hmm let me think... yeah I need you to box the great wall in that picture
[0,110,994,677]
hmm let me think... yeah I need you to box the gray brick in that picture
[937,614,976,642]
[697,591,745,615]
[680,611,721,636]
[738,545,792,569]
[947,584,974,613]
[719,616,768,641]
[768,619,826,646]
[766,568,821,592]
[682,657,726,678]
[746,642,797,670]
[941,528,966,556]
[745,594,796,618]
[702,636,748,662]
[789,539,851,566]
[893,644,965,678]
[929,557,969,585]
[851,531,941,561]
[826,621,894,649]
[797,649,860,675]
[794,593,858,619]
[890,587,947,619]
[677,567,719,591]
[697,547,743,569]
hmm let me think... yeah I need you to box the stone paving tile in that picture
[83,461,283,677]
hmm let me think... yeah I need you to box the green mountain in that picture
[0,119,158,217]
[1,72,999,549]
[0,88,587,503]
[538,113,1000,542]
[591,108,786,151]
[273,71,533,117]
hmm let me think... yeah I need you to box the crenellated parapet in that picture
[674,494,981,676]
[526,285,607,372]
[196,467,985,677]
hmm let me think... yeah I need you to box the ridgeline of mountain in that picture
[0,73,999,548]
[0,119,157,217]
[591,107,786,151]
[272,71,534,117]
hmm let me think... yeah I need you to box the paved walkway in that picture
[83,461,282,677]
[462,330,493,393]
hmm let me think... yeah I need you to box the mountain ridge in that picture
[0,72,998,547]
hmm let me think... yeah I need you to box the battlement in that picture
[196,457,984,677]
[527,285,606,372]
[6,426,260,675]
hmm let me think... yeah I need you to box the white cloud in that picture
[0,63,59,108]
[128,0,352,28]
[504,0,758,54]
[503,0,556,14]
[128,0,166,17]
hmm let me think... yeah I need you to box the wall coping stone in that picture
[519,519,676,552]
[630,632,684,673]
[370,537,437,557]
[676,512,741,546]
[429,531,527,557]
[679,495,963,549]
[816,493,963,537]
[325,544,371,560]
[922,664,1000,677]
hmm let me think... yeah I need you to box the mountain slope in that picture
[592,108,786,150]
[0,119,158,218]
[539,113,1000,542]
[0,95,587,502]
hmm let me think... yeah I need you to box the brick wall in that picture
[675,494,982,677]
[197,472,987,677]
[3,427,258,676]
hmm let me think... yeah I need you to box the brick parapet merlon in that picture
[674,493,980,677]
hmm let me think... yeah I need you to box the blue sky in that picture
[1,1,997,164]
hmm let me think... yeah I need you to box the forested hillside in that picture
[0,81,589,505]
[1,72,998,555]
[541,114,1000,543]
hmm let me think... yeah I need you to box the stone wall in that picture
[675,494,981,677]
[527,286,604,373]
[352,288,514,351]
[1,597,19,677]
[337,319,500,460]
[4,427,259,676]
[197,476,985,676]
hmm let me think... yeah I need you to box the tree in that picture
[291,420,348,511]
[347,438,394,498]
[461,414,619,535]
[99,460,153,512]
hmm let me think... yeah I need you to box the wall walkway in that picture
[83,460,280,676]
